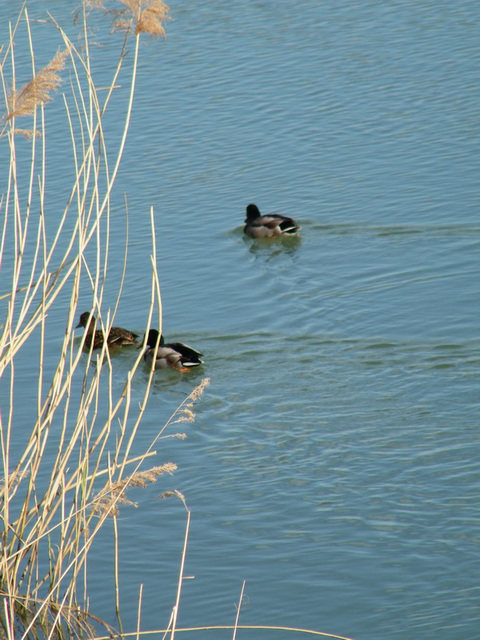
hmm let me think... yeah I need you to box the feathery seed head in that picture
[92,464,177,516]
[7,48,69,120]
[112,0,170,37]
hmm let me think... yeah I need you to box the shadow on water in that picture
[240,230,302,259]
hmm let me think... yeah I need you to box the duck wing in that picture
[251,214,299,233]
[166,342,203,366]
[108,327,139,346]
[266,214,299,233]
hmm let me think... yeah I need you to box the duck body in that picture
[244,203,300,238]
[144,329,203,372]
[76,311,138,349]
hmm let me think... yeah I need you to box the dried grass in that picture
[135,0,170,37]
[6,48,69,120]
[158,489,185,501]
[92,464,177,516]
[171,377,210,425]
[0,4,179,639]
[90,0,170,37]
[12,127,41,138]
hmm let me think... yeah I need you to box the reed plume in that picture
[134,0,170,37]
[94,0,170,37]
[157,489,186,504]
[6,48,69,120]
[171,378,210,425]
[92,464,177,516]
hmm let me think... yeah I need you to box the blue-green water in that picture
[1,1,479,639]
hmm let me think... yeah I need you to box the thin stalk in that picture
[232,581,246,640]
[136,584,143,640]
[170,505,191,640]
[113,515,124,636]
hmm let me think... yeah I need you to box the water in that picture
[1,1,479,639]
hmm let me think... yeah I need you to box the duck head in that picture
[245,203,261,223]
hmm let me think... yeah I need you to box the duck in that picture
[244,203,300,238]
[143,329,203,372]
[76,311,139,349]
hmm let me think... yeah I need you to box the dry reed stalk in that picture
[94,626,356,639]
[136,583,144,640]
[0,2,178,638]
[233,580,246,640]
[167,494,190,640]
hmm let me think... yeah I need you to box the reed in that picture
[0,3,205,638]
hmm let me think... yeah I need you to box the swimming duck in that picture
[144,329,203,372]
[244,203,300,238]
[76,311,139,349]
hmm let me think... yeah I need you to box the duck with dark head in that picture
[244,203,300,239]
[143,329,203,372]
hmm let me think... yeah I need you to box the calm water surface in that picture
[1,1,479,639]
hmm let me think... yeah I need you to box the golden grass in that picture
[93,464,177,515]
[11,127,42,138]
[0,2,198,638]
[6,48,69,120]
[94,626,356,639]
[135,0,170,37]
[171,378,211,424]
[88,0,170,37]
